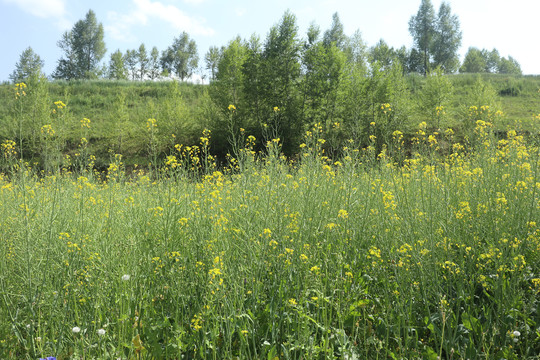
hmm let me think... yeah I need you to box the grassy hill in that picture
[1,74,539,170]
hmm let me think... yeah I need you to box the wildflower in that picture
[97,328,106,336]
[146,118,157,130]
[228,104,236,111]
[80,118,91,128]
[288,298,297,306]
[122,274,130,281]
[338,209,349,219]
[39,357,56,360]
[273,106,280,112]
[72,326,81,333]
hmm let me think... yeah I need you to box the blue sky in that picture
[1,0,539,82]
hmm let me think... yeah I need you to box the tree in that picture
[53,32,78,80]
[460,47,487,73]
[124,49,138,80]
[343,30,367,69]
[498,56,522,75]
[205,46,221,81]
[260,10,302,151]
[108,50,128,80]
[213,38,246,107]
[418,67,454,128]
[407,48,425,74]
[161,32,199,81]
[242,35,265,125]
[431,2,461,73]
[368,39,397,70]
[137,44,149,80]
[10,47,44,83]
[484,48,500,73]
[148,46,161,80]
[54,9,106,79]
[409,0,436,75]
[323,12,347,50]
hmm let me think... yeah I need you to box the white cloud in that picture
[3,0,70,29]
[106,0,214,42]
[3,0,66,18]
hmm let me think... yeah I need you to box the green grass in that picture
[0,125,539,359]
[1,74,539,172]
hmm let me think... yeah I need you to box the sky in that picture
[1,0,539,82]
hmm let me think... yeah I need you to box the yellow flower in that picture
[41,124,55,136]
[146,118,157,130]
[228,104,236,111]
[80,118,91,129]
[338,209,349,219]
[273,106,280,112]
[288,298,297,306]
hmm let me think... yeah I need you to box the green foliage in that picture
[260,11,303,152]
[431,2,462,73]
[322,12,347,49]
[161,32,199,81]
[9,47,45,83]
[148,46,161,80]
[108,50,128,80]
[460,47,487,73]
[137,43,149,80]
[124,49,138,80]
[467,76,501,112]
[417,67,454,128]
[409,0,436,75]
[205,46,221,81]
[461,47,522,75]
[409,1,461,75]
[498,56,522,75]
[368,39,398,70]
[1,127,539,359]
[53,9,106,80]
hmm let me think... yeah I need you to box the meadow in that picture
[1,110,540,359]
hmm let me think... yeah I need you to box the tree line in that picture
[10,0,523,85]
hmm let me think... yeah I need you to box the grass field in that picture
[1,121,539,359]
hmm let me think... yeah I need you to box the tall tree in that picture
[10,47,44,83]
[213,38,246,108]
[137,43,149,80]
[161,32,199,81]
[368,39,397,70]
[409,0,435,75]
[261,10,302,151]
[53,32,78,80]
[459,47,486,73]
[205,46,221,81]
[484,48,500,73]
[108,50,128,80]
[343,29,367,68]
[148,46,161,80]
[498,56,522,75]
[242,35,265,125]
[124,49,138,80]
[431,2,462,73]
[54,9,106,79]
[322,12,347,50]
